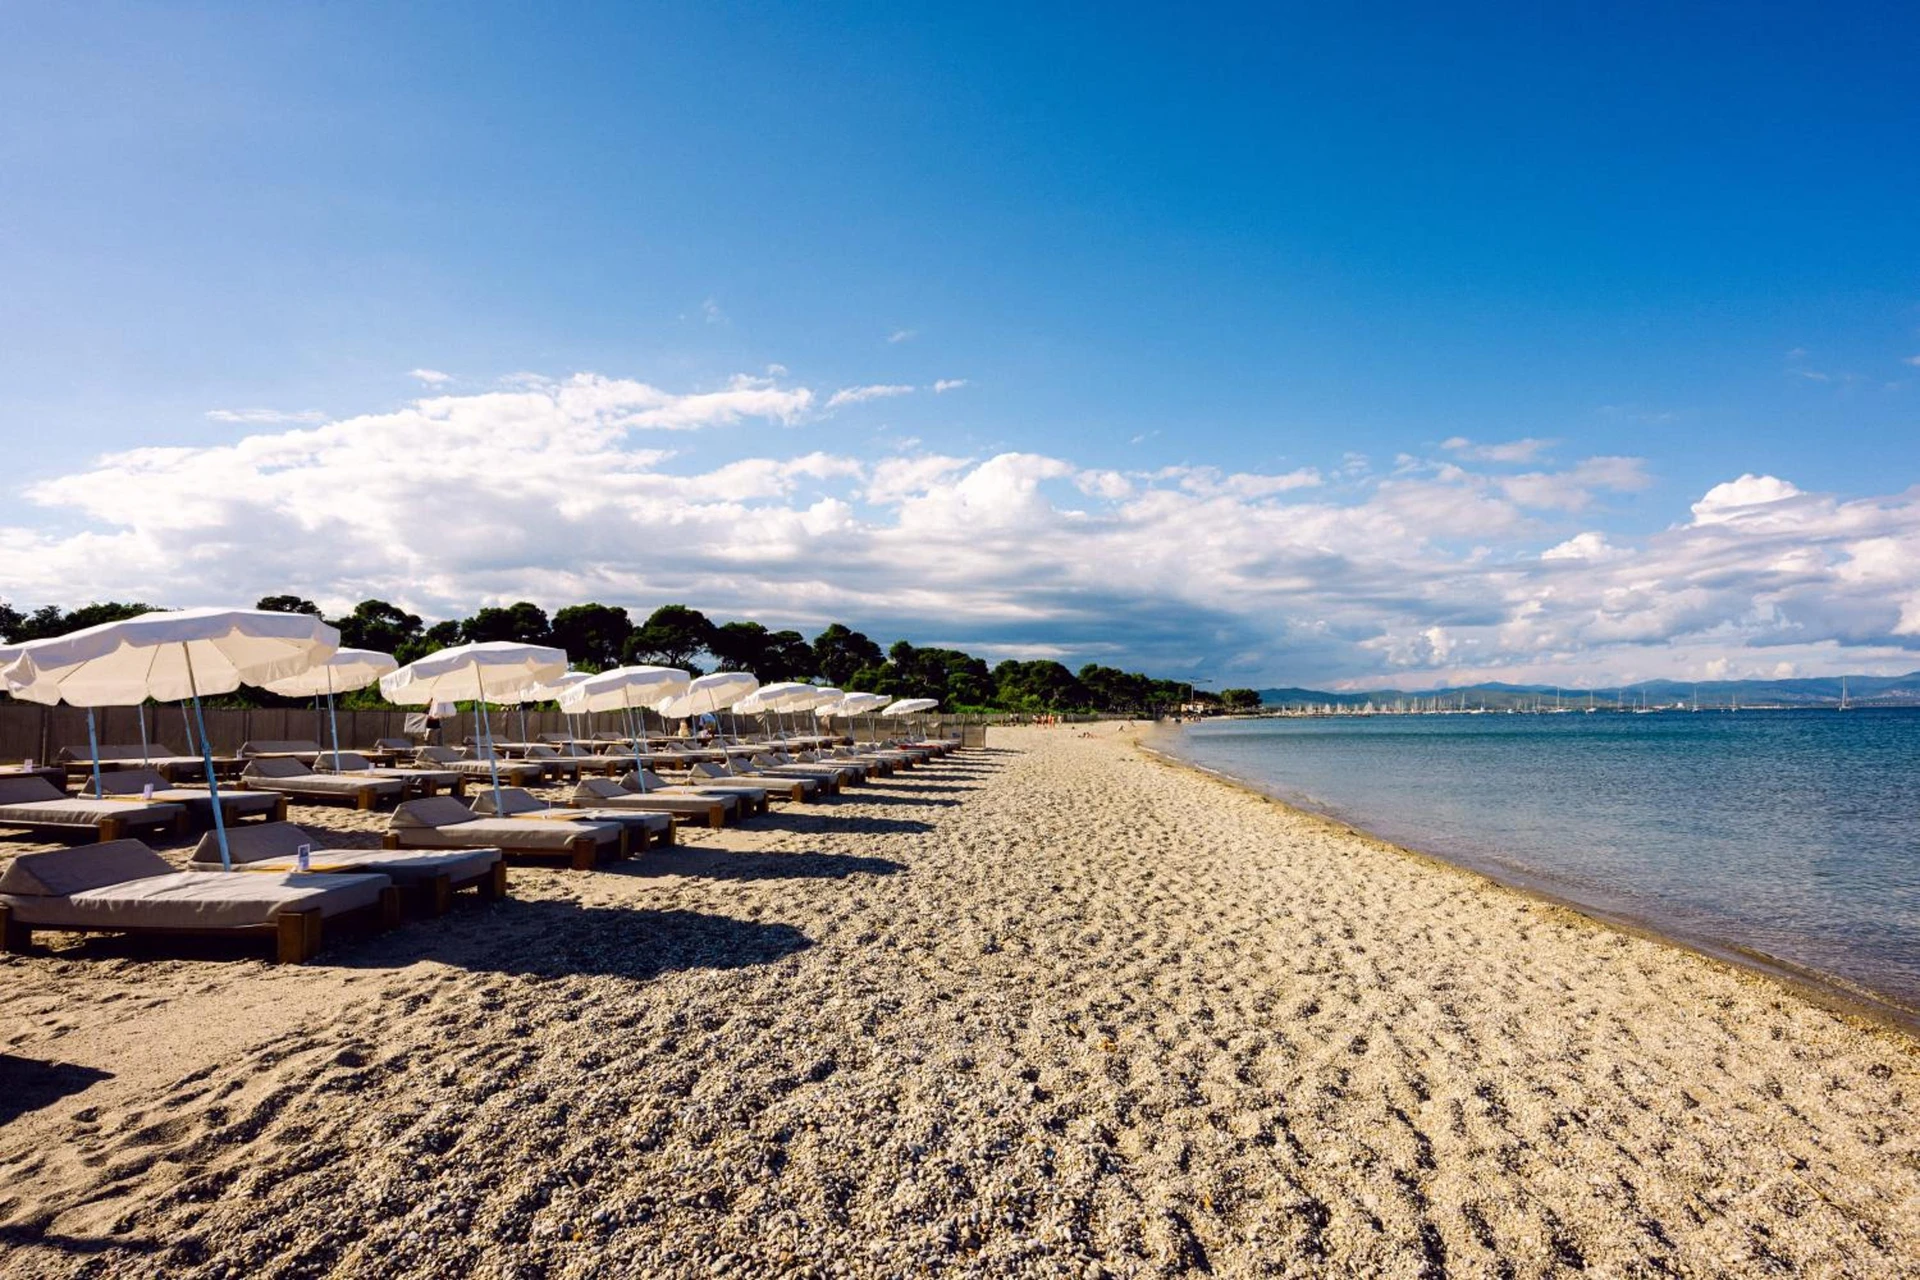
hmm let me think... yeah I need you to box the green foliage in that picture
[549,603,632,671]
[0,600,157,644]
[329,599,424,655]
[255,594,322,615]
[623,604,713,672]
[6,592,1210,715]
[1219,687,1263,710]
[462,601,551,646]
[812,623,883,685]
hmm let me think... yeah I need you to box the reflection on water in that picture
[1168,709,1920,1012]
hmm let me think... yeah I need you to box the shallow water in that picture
[1167,708,1920,1013]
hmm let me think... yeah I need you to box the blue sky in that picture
[3,3,1918,687]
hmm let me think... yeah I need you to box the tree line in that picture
[1,597,1264,715]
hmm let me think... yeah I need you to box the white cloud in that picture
[1443,436,1554,464]
[16,378,1920,688]
[1690,474,1803,526]
[826,384,915,409]
[1903,355,1920,368]
[701,298,725,325]
[932,379,968,393]
[409,369,452,386]
[886,329,917,344]
[206,408,327,425]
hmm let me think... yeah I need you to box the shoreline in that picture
[1136,732,1920,1041]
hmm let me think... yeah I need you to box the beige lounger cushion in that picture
[0,775,186,829]
[315,751,459,786]
[190,822,499,883]
[577,777,735,814]
[240,740,323,759]
[87,768,281,816]
[388,796,622,851]
[57,744,200,766]
[470,787,672,835]
[0,839,389,929]
[243,758,406,796]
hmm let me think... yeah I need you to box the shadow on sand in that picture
[754,814,934,836]
[0,1054,113,1124]
[21,904,813,981]
[615,848,906,882]
[344,902,814,979]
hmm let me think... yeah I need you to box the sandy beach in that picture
[3,728,1918,1277]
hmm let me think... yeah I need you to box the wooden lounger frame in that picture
[237,779,397,811]
[384,825,647,871]
[0,809,191,844]
[0,886,403,964]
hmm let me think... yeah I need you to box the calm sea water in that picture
[1164,709,1920,1015]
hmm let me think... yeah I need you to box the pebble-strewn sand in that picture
[2,729,1917,1278]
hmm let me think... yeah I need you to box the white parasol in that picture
[3,607,340,870]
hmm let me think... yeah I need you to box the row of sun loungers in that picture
[2,731,965,961]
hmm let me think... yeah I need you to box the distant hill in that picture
[1256,672,1920,710]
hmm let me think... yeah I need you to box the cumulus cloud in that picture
[932,379,968,393]
[1443,436,1554,464]
[14,377,1920,687]
[826,384,915,409]
[206,408,326,425]
[409,369,452,386]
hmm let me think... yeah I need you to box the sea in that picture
[1160,708,1920,1020]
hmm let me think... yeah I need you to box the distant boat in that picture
[1839,676,1850,712]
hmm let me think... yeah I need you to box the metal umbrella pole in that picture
[184,644,233,872]
[626,688,648,793]
[470,660,503,810]
[137,702,150,766]
[325,667,344,770]
[84,706,104,799]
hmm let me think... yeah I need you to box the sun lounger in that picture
[85,768,286,826]
[0,839,398,963]
[499,745,581,783]
[0,775,188,843]
[750,752,863,787]
[313,750,464,797]
[384,796,628,870]
[189,822,505,915]
[551,743,642,774]
[239,758,408,810]
[691,760,824,800]
[470,788,675,848]
[573,776,737,827]
[623,768,769,815]
[58,743,228,784]
[414,746,545,786]
[238,739,325,764]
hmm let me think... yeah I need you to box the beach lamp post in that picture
[1,607,341,871]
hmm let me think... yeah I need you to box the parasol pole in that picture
[84,706,104,799]
[627,686,648,792]
[325,666,343,770]
[471,660,503,809]
[184,643,232,872]
[137,701,150,766]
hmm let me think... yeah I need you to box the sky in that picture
[2,2,1918,689]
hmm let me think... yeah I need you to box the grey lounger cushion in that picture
[0,839,389,930]
[470,787,672,838]
[190,822,499,885]
[86,768,281,819]
[0,775,186,832]
[243,757,407,797]
[389,796,623,852]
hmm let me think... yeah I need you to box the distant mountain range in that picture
[1256,672,1920,710]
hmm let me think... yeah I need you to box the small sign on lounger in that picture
[296,843,311,872]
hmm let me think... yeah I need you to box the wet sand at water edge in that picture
[2,727,1917,1277]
